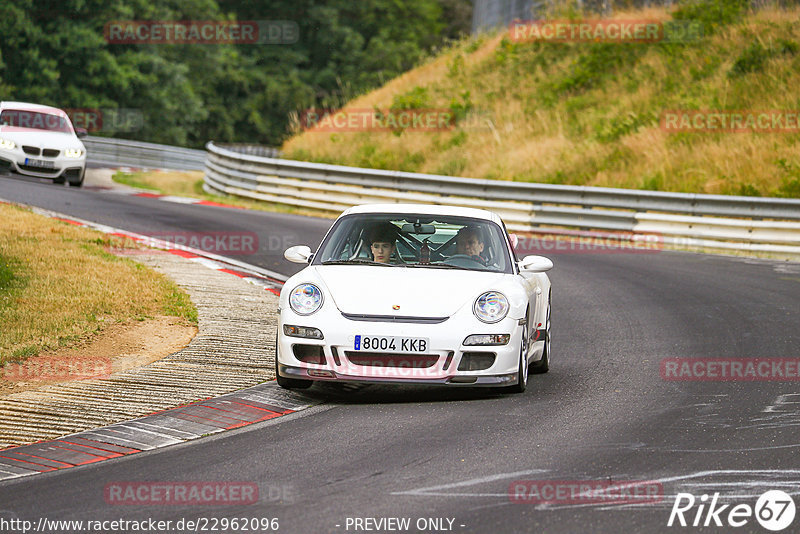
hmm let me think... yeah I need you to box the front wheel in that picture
[506,314,529,393]
[68,169,85,187]
[530,295,551,374]
[274,330,313,390]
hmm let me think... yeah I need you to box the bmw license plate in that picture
[24,158,55,169]
[354,335,429,353]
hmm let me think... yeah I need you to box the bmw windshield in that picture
[0,109,74,133]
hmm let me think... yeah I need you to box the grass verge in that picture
[0,203,197,364]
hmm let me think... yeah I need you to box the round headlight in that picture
[474,291,509,323]
[289,283,323,315]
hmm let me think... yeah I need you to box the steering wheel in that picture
[442,254,487,267]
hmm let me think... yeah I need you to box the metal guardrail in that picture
[218,144,282,159]
[84,136,206,171]
[203,141,800,256]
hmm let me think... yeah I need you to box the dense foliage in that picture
[0,0,471,147]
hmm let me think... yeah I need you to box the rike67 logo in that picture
[668,490,796,531]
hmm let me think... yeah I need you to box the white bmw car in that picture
[276,204,553,393]
[0,101,87,187]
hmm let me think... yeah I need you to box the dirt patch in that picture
[0,316,197,397]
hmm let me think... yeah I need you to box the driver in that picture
[455,226,487,264]
[368,223,400,264]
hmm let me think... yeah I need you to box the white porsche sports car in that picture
[0,101,87,187]
[276,204,553,393]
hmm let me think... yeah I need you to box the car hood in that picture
[0,127,83,149]
[315,265,509,317]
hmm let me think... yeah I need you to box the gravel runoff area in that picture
[0,251,279,449]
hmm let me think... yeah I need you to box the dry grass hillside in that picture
[283,2,800,198]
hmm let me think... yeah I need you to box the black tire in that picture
[530,294,551,374]
[274,332,313,390]
[68,168,85,187]
[506,313,529,393]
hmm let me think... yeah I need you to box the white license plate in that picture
[354,335,429,353]
[24,158,55,169]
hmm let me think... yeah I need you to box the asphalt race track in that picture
[2,173,800,533]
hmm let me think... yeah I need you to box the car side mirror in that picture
[519,255,553,272]
[284,245,313,264]
[75,127,88,139]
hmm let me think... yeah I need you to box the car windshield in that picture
[314,213,513,273]
[0,109,73,133]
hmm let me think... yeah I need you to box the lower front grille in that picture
[457,352,496,371]
[64,168,82,180]
[292,344,325,365]
[18,164,60,175]
[344,352,438,368]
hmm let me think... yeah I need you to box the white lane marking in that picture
[190,257,227,270]
[390,469,800,513]
[664,443,800,452]
[529,470,800,512]
[763,393,800,413]
[391,469,548,497]
[158,196,201,204]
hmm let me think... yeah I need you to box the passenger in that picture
[368,224,399,264]
[455,226,486,262]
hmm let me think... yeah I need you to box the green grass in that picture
[0,204,197,363]
[0,254,25,312]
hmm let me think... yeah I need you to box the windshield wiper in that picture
[322,259,394,266]
[404,263,473,271]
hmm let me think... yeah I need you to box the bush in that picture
[391,86,431,110]
[553,43,645,94]
[737,183,761,197]
[594,111,656,142]
[673,0,749,36]
[729,37,799,77]
[449,91,473,122]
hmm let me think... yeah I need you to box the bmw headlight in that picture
[473,291,509,323]
[0,138,16,150]
[64,148,84,158]
[289,283,324,315]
